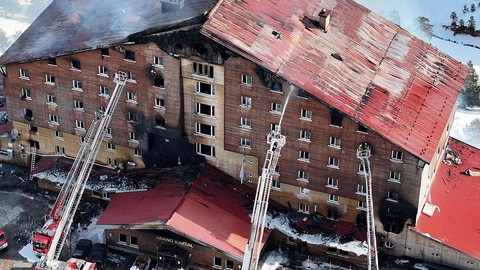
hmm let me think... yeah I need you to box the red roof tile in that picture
[201,0,468,162]
[412,138,480,259]
[97,182,187,225]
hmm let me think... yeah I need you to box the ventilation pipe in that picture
[318,9,331,32]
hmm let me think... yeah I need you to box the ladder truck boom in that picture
[242,89,292,270]
[357,143,379,270]
[34,72,128,270]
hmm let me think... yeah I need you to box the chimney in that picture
[318,8,331,32]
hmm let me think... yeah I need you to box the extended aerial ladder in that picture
[242,90,292,270]
[34,72,128,270]
[356,143,379,270]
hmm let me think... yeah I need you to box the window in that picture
[24,109,33,121]
[127,71,136,82]
[389,171,401,182]
[129,132,139,141]
[225,260,234,270]
[54,130,63,139]
[300,109,312,120]
[196,143,215,157]
[153,56,164,67]
[298,150,310,162]
[298,203,310,213]
[356,184,366,195]
[71,60,81,70]
[240,137,251,148]
[270,123,278,132]
[134,148,142,157]
[19,68,29,79]
[49,114,58,124]
[193,102,215,117]
[75,120,85,130]
[156,117,166,128]
[130,236,138,247]
[127,112,137,122]
[29,125,38,134]
[326,177,338,188]
[272,180,281,189]
[193,62,214,78]
[99,86,109,96]
[100,48,109,56]
[358,124,368,133]
[118,234,127,244]
[299,187,310,196]
[97,65,108,76]
[327,208,338,219]
[297,89,308,98]
[195,81,214,95]
[55,146,65,155]
[125,50,136,61]
[104,127,112,137]
[330,110,343,127]
[274,165,280,176]
[48,58,57,65]
[154,98,165,108]
[328,157,339,168]
[328,194,339,203]
[80,136,86,144]
[213,257,222,267]
[21,88,31,100]
[270,102,282,114]
[358,163,366,174]
[73,100,84,111]
[45,74,56,84]
[297,170,309,182]
[108,157,117,167]
[299,129,311,141]
[387,191,399,202]
[240,117,252,128]
[107,142,116,151]
[241,96,252,107]
[329,137,341,148]
[126,92,137,103]
[270,82,282,92]
[195,122,215,137]
[357,201,367,210]
[72,80,83,90]
[391,150,403,162]
[241,74,252,86]
[153,77,164,88]
[47,94,56,104]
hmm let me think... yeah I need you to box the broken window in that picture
[29,125,38,134]
[125,50,136,61]
[104,127,112,137]
[196,143,215,157]
[240,96,252,107]
[326,177,338,188]
[49,114,58,124]
[270,82,283,92]
[30,140,40,149]
[48,58,57,65]
[300,109,312,120]
[358,163,366,174]
[71,59,81,70]
[384,222,398,233]
[193,62,214,78]
[100,48,109,56]
[45,74,56,84]
[240,117,251,128]
[195,102,215,116]
[297,170,309,182]
[130,236,138,246]
[327,208,338,219]
[195,122,215,137]
[240,137,251,148]
[358,124,368,133]
[155,117,165,128]
[153,76,165,88]
[195,81,214,95]
[72,80,82,90]
[330,110,343,127]
[241,74,252,86]
[270,123,278,132]
[24,108,33,121]
[21,88,31,100]
[387,191,399,202]
[327,247,337,254]
[154,98,165,108]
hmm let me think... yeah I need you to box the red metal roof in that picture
[412,138,480,259]
[97,182,187,225]
[98,165,264,260]
[201,0,468,162]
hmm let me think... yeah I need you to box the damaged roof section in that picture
[201,0,468,162]
[0,0,218,65]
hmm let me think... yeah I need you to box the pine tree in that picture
[459,19,465,27]
[471,3,476,12]
[468,16,476,30]
[462,61,480,106]
[463,4,469,13]
[450,11,458,25]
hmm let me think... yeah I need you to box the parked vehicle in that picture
[72,239,92,260]
[89,244,107,270]
[0,229,7,250]
[130,255,151,270]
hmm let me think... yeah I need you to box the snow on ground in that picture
[451,107,480,148]
[260,250,352,270]
[19,243,40,263]
[69,212,105,246]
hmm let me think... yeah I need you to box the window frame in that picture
[272,180,281,190]
[196,143,216,158]
[195,81,215,96]
[300,109,312,120]
[240,137,251,148]
[126,92,138,103]
[388,170,401,183]
[298,150,310,162]
[21,88,32,100]
[270,102,282,114]
[153,56,164,67]
[241,74,253,86]
[195,122,215,137]
[124,50,136,61]
[328,193,339,204]
[297,170,309,182]
[133,148,142,157]
[240,117,252,129]
[328,136,341,148]
[99,85,110,96]
[390,150,404,162]
[72,80,83,91]
[240,96,252,107]
[299,129,311,142]
[357,200,367,210]
[73,100,84,111]
[97,65,108,76]
[193,62,214,78]
[387,190,399,202]
[19,68,30,79]
[70,59,82,70]
[46,94,57,105]
[154,98,165,109]
[128,132,139,142]
[75,120,85,130]
[55,145,65,155]
[356,184,366,195]
[326,177,338,189]
[106,142,116,151]
[195,102,215,117]
[298,202,310,214]
[48,114,59,124]
[328,157,340,169]
[45,74,56,85]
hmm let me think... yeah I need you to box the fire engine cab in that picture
[0,229,8,250]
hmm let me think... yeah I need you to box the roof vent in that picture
[318,9,331,32]
[271,30,281,40]
[331,53,343,61]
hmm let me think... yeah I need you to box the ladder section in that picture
[29,147,37,181]
[43,72,127,267]
[242,128,286,270]
[356,143,379,270]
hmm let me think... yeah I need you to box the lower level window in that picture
[225,260,234,269]
[108,157,117,167]
[213,257,222,267]
[272,180,281,189]
[119,233,127,244]
[298,202,309,213]
[196,143,215,157]
[130,236,138,247]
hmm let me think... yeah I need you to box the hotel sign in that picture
[156,236,194,248]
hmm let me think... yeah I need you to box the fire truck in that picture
[0,228,8,250]
[33,72,128,269]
